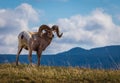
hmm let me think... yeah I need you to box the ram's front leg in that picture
[37,48,42,66]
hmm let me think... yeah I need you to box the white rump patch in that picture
[18,31,32,41]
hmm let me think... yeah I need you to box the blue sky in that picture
[1,0,120,24]
[0,0,120,54]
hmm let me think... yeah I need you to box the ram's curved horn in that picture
[38,24,51,33]
[38,24,51,37]
[51,25,63,38]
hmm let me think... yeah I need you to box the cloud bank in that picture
[0,3,120,54]
[47,9,120,54]
[0,3,39,54]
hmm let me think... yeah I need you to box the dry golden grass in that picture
[0,63,120,83]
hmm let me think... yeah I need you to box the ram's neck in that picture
[43,33,52,41]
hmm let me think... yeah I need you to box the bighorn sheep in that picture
[16,24,63,66]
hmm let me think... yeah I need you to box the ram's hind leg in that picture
[16,46,23,66]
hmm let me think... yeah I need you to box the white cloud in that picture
[49,9,120,53]
[0,5,120,54]
[0,3,40,54]
[15,3,39,23]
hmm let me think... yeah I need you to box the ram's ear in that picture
[51,25,63,38]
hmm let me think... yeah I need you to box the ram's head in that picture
[38,25,63,39]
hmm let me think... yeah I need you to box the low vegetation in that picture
[0,63,120,83]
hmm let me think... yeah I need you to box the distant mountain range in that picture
[0,45,120,69]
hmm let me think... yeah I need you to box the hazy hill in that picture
[0,45,120,69]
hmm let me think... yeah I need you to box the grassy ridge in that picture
[0,64,120,83]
